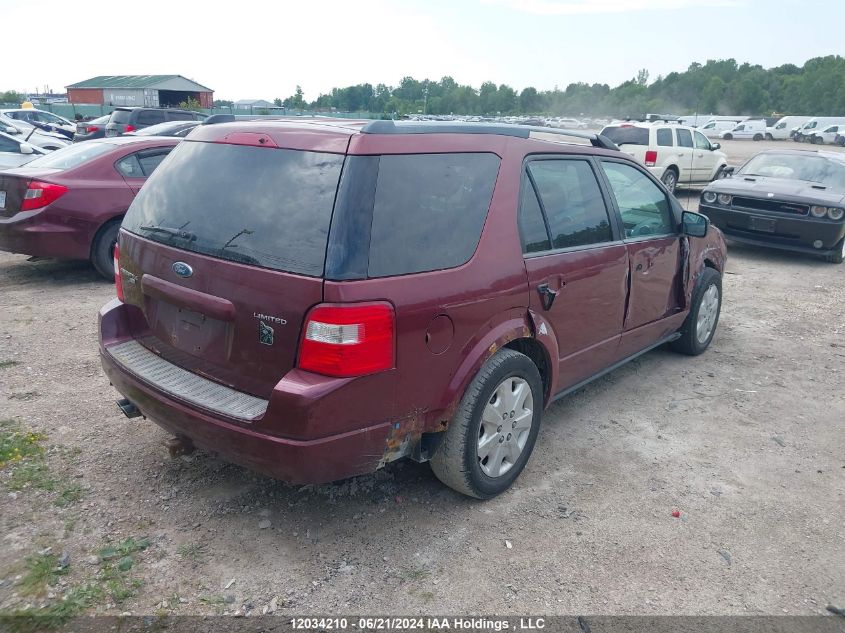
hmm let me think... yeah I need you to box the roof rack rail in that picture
[360,120,618,150]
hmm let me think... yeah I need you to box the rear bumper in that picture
[0,208,93,260]
[700,204,845,256]
[98,300,396,484]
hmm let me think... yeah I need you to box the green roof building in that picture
[66,75,213,108]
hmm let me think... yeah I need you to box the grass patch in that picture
[18,552,69,596]
[8,461,56,492]
[0,420,46,469]
[177,542,207,564]
[55,484,83,508]
[396,563,430,583]
[0,359,20,369]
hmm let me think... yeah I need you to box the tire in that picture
[671,268,722,356]
[723,133,733,140]
[765,133,773,141]
[661,168,678,194]
[430,349,543,499]
[826,238,845,264]
[714,166,728,181]
[90,219,121,280]
[753,133,763,141]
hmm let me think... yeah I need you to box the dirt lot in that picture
[1,139,844,619]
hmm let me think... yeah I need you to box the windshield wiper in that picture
[138,224,196,241]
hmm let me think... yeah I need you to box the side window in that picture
[367,153,500,277]
[115,154,143,178]
[656,128,673,147]
[735,124,745,131]
[601,161,675,239]
[137,110,165,126]
[0,135,20,152]
[137,149,172,176]
[518,181,551,254]
[676,129,693,148]
[528,159,612,249]
[167,111,193,121]
[694,131,711,150]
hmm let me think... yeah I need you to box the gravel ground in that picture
[0,141,843,618]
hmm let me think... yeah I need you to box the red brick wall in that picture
[68,88,104,105]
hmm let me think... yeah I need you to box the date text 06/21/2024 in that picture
[289,617,547,631]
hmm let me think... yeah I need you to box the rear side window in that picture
[676,129,693,147]
[123,142,344,276]
[137,110,165,126]
[24,141,113,170]
[110,110,131,124]
[518,183,551,254]
[167,111,193,121]
[366,153,500,277]
[600,126,649,146]
[656,128,673,147]
[527,160,612,249]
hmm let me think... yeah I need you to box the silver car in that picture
[0,109,72,151]
[0,129,48,170]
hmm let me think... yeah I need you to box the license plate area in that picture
[748,216,776,233]
[146,299,231,362]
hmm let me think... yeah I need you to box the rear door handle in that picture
[537,283,559,310]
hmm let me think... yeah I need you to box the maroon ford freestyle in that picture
[99,119,727,498]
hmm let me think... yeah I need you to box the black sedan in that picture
[699,150,845,263]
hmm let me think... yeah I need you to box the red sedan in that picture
[0,136,180,279]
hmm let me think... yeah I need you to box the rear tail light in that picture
[21,181,68,211]
[85,126,100,133]
[644,150,658,167]
[124,124,136,133]
[114,243,124,302]
[298,303,395,377]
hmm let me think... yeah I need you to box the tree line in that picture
[250,56,845,118]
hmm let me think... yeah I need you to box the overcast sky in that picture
[5,0,843,100]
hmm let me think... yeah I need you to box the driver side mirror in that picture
[682,211,709,238]
[710,142,721,150]
[5,126,20,135]
[19,143,34,155]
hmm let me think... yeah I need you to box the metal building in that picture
[66,75,213,109]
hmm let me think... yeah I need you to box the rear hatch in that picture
[600,126,650,161]
[105,109,132,136]
[117,134,349,398]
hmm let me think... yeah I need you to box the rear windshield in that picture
[600,126,649,146]
[23,141,114,170]
[110,110,132,124]
[122,141,345,277]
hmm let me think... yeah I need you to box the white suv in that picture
[600,123,729,193]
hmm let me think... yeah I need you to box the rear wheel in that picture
[672,268,722,356]
[91,219,120,280]
[765,133,773,141]
[723,133,733,140]
[753,133,763,141]
[430,349,543,499]
[827,238,845,264]
[661,168,678,194]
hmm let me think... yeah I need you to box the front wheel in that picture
[672,268,722,356]
[753,133,763,141]
[430,349,543,499]
[661,169,678,194]
[722,133,733,140]
[714,166,728,181]
[827,238,845,264]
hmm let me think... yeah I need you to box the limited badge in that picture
[259,321,274,346]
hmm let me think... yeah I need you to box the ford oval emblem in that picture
[172,262,193,278]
